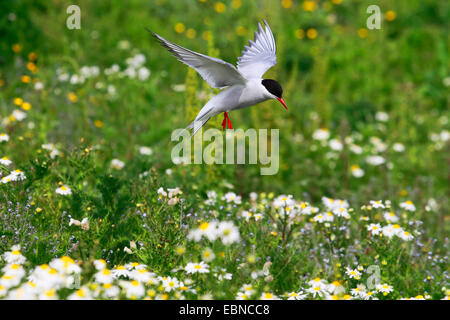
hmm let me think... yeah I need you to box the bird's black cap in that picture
[262,79,283,99]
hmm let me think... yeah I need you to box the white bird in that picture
[150,20,287,136]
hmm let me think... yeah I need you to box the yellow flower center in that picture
[45,289,55,297]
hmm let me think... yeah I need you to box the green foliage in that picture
[0,0,448,300]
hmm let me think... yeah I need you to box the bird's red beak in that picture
[277,97,288,110]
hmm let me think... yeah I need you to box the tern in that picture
[149,20,287,136]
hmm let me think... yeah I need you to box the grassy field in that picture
[0,0,449,300]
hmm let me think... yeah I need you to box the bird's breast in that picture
[212,82,269,113]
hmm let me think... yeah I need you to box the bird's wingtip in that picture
[145,27,160,39]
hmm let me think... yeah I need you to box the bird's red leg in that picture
[227,114,233,129]
[222,112,228,130]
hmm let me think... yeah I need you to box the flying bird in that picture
[149,20,287,136]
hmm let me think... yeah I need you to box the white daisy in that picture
[287,291,307,300]
[376,283,393,294]
[346,268,361,280]
[321,197,349,210]
[370,200,385,209]
[400,200,416,212]
[218,221,240,245]
[2,245,26,264]
[111,158,125,170]
[56,185,72,195]
[306,285,327,298]
[393,143,405,152]
[111,265,130,278]
[139,146,153,155]
[375,111,389,122]
[49,256,81,275]
[367,223,382,235]
[0,133,10,142]
[382,224,397,239]
[222,192,242,204]
[161,276,179,292]
[329,139,343,151]
[398,230,414,241]
[185,261,210,274]
[101,283,120,298]
[129,269,155,283]
[333,207,350,219]
[94,268,114,284]
[187,220,219,242]
[121,280,145,299]
[350,286,367,299]
[312,128,330,141]
[350,165,364,178]
[260,292,280,300]
[4,169,27,182]
[366,155,385,166]
[307,277,328,289]
[12,109,27,121]
[93,259,107,270]
[350,144,363,154]
[383,211,399,222]
[0,156,12,166]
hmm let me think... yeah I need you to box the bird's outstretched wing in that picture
[237,20,277,79]
[150,31,246,88]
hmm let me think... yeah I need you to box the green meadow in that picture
[0,0,448,300]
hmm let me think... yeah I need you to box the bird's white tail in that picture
[187,117,211,137]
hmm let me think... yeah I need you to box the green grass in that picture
[0,0,448,300]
